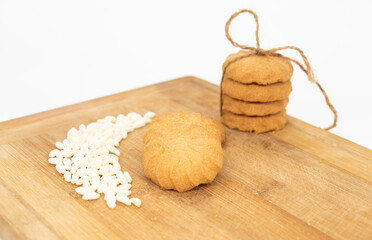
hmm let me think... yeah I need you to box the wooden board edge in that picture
[0,76,198,130]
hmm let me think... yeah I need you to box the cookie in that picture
[222,78,292,102]
[223,94,289,116]
[223,50,294,85]
[221,109,288,133]
[143,111,225,192]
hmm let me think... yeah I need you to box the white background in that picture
[0,0,371,149]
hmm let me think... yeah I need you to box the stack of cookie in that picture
[221,50,294,133]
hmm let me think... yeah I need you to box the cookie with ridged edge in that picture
[223,94,289,116]
[223,50,293,85]
[221,109,288,133]
[143,111,225,192]
[222,78,292,102]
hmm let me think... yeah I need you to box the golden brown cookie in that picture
[143,111,225,192]
[221,110,288,133]
[223,94,289,116]
[223,50,293,85]
[222,78,292,102]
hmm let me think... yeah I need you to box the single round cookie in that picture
[223,94,289,116]
[221,110,288,133]
[223,50,293,85]
[143,111,225,192]
[222,78,292,102]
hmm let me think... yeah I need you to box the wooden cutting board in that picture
[0,76,371,240]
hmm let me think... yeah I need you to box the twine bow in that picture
[221,9,337,130]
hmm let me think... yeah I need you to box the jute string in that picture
[220,9,337,130]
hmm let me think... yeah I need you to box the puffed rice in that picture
[48,112,155,208]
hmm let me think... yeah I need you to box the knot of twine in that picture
[221,9,337,131]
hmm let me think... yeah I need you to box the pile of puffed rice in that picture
[48,112,155,208]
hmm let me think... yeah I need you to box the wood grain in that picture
[0,76,371,240]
